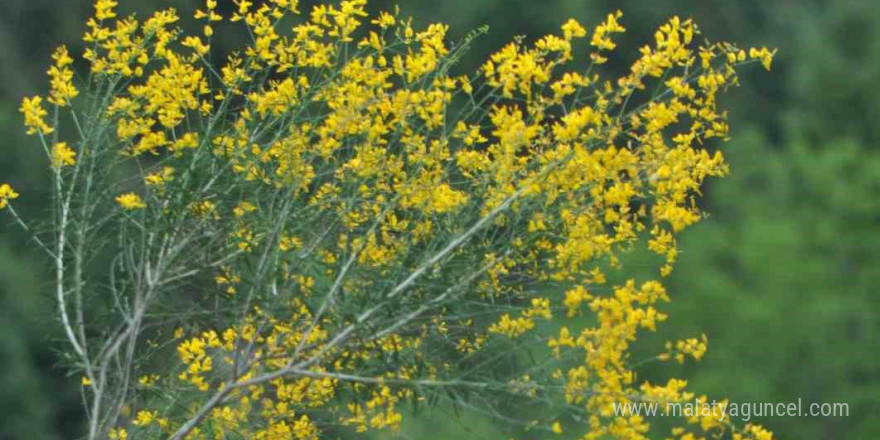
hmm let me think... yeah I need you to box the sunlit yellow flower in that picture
[372,10,395,28]
[19,96,53,135]
[133,410,157,427]
[51,142,77,169]
[94,0,117,21]
[48,45,79,106]
[115,193,146,210]
[138,374,160,388]
[561,18,587,40]
[0,184,19,210]
[749,46,777,70]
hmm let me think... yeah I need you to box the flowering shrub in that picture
[3,1,776,439]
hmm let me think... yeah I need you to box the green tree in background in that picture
[666,132,880,440]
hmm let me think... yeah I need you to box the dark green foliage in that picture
[666,132,880,439]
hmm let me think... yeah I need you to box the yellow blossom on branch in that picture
[749,46,777,70]
[51,142,77,169]
[0,184,18,210]
[115,193,146,210]
[48,45,79,106]
[19,96,53,135]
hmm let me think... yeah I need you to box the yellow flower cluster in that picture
[0,184,18,210]
[488,297,553,338]
[47,46,79,106]
[343,386,403,432]
[6,0,777,439]
[115,193,146,210]
[591,11,626,63]
[19,96,53,136]
[663,334,710,364]
[51,142,77,169]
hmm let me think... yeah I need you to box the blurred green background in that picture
[1,0,878,439]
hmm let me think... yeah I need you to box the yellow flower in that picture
[749,46,777,70]
[94,0,118,21]
[488,314,535,338]
[108,428,127,440]
[51,142,77,169]
[133,409,157,426]
[0,183,19,210]
[116,193,146,210]
[233,201,257,217]
[81,376,92,386]
[145,166,174,190]
[372,11,396,29]
[590,10,625,63]
[19,96,53,136]
[48,45,79,106]
[428,184,468,213]
[561,18,587,40]
[139,375,160,388]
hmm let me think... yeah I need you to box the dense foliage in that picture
[0,1,815,440]
[663,132,880,439]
